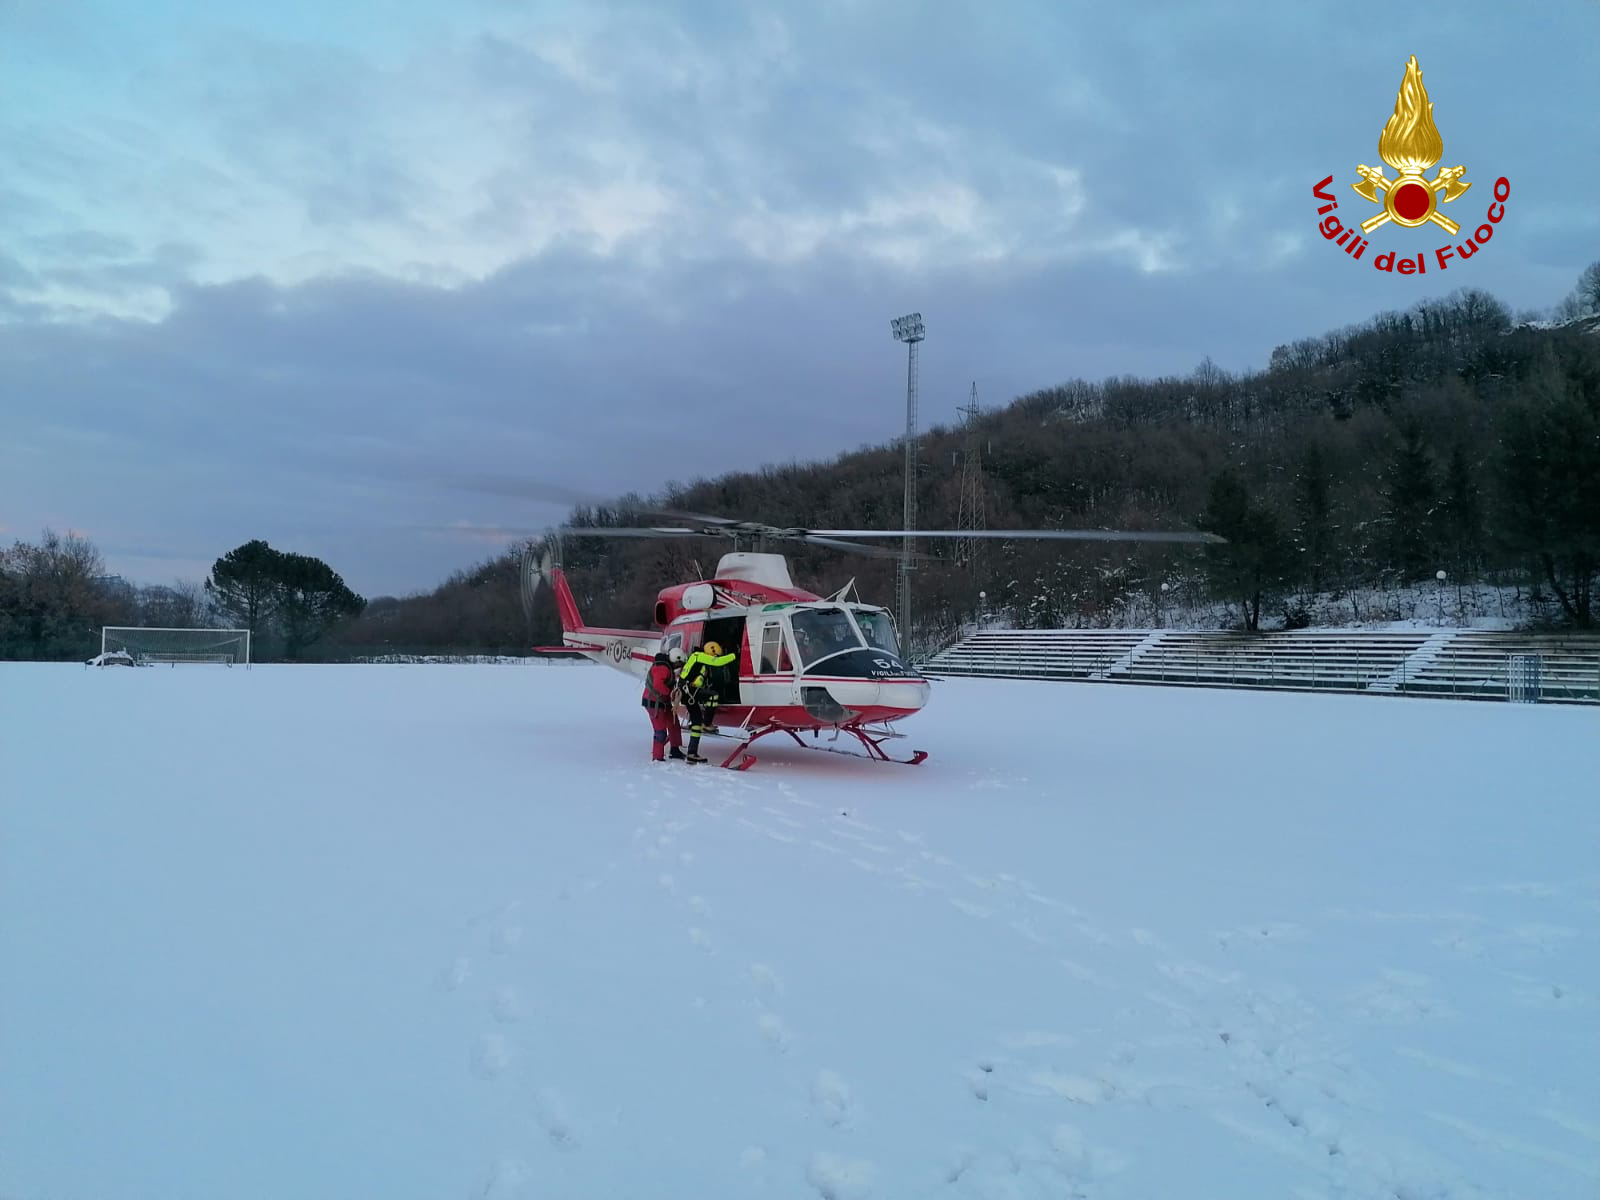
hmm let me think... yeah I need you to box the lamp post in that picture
[1435,569,1447,624]
[890,312,925,648]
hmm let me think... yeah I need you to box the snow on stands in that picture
[1,662,1597,1200]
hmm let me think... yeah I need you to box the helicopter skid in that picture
[712,721,928,768]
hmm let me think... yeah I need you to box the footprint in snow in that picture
[750,963,783,995]
[1343,969,1451,1021]
[490,987,522,1024]
[757,1011,792,1053]
[489,924,523,955]
[970,1052,1116,1106]
[1050,1123,1132,1184]
[530,1087,579,1149]
[476,1155,531,1199]
[471,1033,513,1080]
[438,956,472,992]
[811,1070,856,1128]
[967,1060,995,1101]
[806,1152,874,1200]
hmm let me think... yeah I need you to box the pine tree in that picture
[1380,417,1438,581]
[1497,358,1600,627]
[1437,442,1483,580]
[275,552,367,660]
[206,540,367,657]
[1293,440,1335,597]
[1198,469,1291,631]
[206,540,282,641]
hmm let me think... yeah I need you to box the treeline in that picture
[0,535,364,661]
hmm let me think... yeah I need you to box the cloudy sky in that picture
[3,0,1597,597]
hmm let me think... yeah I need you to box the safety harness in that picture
[641,659,676,710]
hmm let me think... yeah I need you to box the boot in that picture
[685,735,705,764]
[669,747,686,760]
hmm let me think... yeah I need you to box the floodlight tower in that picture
[890,311,925,649]
[955,381,988,572]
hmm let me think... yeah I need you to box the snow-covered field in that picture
[2,662,1597,1200]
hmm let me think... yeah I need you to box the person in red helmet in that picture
[642,645,687,762]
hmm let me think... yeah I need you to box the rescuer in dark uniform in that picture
[642,646,687,762]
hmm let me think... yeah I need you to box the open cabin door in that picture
[700,614,747,706]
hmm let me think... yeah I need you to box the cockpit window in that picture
[855,610,899,657]
[791,607,863,666]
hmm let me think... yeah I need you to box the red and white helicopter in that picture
[522,510,1221,770]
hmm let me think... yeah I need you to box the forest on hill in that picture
[4,265,1598,661]
[324,266,1600,658]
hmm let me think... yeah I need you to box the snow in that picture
[2,662,1597,1200]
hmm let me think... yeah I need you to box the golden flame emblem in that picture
[1352,56,1471,235]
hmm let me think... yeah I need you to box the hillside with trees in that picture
[325,269,1600,657]
[4,265,1598,661]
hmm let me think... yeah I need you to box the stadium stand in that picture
[925,629,1600,704]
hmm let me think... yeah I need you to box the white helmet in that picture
[668,646,686,664]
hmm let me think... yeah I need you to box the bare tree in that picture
[0,529,117,659]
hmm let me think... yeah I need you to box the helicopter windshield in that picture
[791,607,864,666]
[854,609,900,657]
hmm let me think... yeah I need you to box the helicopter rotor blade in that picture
[415,522,550,540]
[809,528,1225,545]
[556,525,937,561]
[432,476,731,525]
[551,526,719,538]
[792,534,934,561]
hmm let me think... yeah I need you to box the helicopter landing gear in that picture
[714,722,928,768]
[837,723,928,765]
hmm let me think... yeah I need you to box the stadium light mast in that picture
[955,381,988,573]
[890,311,925,651]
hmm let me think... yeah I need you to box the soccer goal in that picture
[99,627,252,667]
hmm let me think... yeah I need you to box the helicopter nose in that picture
[876,679,931,711]
[804,677,928,718]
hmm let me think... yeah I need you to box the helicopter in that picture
[520,508,1222,770]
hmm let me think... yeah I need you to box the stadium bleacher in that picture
[924,628,1600,704]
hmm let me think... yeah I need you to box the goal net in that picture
[99,627,252,666]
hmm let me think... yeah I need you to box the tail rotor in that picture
[519,531,563,624]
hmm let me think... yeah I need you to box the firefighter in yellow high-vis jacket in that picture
[678,640,736,763]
